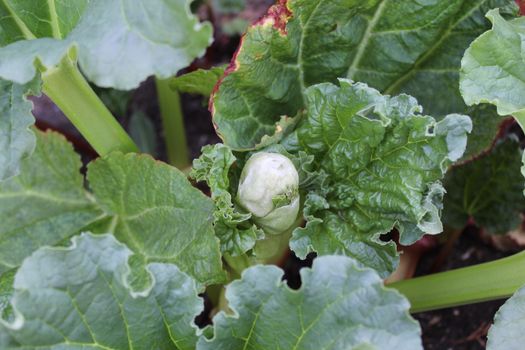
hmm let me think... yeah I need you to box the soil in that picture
[413,227,510,350]
[29,2,520,349]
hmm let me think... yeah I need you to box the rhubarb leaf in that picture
[0,0,83,84]
[198,255,422,350]
[0,78,39,180]
[172,66,226,97]
[69,0,212,89]
[460,9,525,120]
[289,80,471,276]
[487,284,525,350]
[0,233,203,350]
[88,152,227,285]
[212,0,515,153]
[0,130,102,276]
[0,0,212,89]
[0,0,88,45]
[191,144,263,256]
[443,138,525,234]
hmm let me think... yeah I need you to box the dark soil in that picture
[413,227,510,350]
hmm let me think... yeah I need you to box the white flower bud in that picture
[237,152,300,234]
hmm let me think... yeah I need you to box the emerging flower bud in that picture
[237,152,300,235]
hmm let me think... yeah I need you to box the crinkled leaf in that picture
[0,233,203,350]
[289,80,471,276]
[486,284,525,350]
[0,78,39,180]
[0,130,102,276]
[171,66,226,97]
[212,0,515,153]
[443,138,525,234]
[198,255,422,350]
[88,152,226,285]
[0,0,213,89]
[460,9,525,118]
[191,144,263,256]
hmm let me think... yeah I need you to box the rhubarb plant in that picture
[2,0,525,349]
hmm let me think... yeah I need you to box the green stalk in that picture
[41,53,138,155]
[223,253,253,280]
[155,78,190,169]
[389,250,525,313]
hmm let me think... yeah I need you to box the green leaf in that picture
[88,152,227,285]
[198,255,422,349]
[486,284,525,350]
[0,270,14,320]
[460,9,525,120]
[0,78,39,180]
[0,130,102,276]
[0,233,203,350]
[212,0,516,152]
[69,0,213,89]
[128,111,158,156]
[0,0,213,89]
[0,0,88,44]
[289,80,471,276]
[191,144,263,256]
[171,66,226,97]
[461,105,507,160]
[95,87,133,117]
[443,138,525,234]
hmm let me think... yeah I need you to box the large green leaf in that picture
[211,0,516,152]
[198,255,422,349]
[0,130,102,276]
[486,284,525,350]
[0,0,212,89]
[69,0,212,89]
[0,78,39,180]
[443,138,525,234]
[0,233,203,350]
[287,79,471,276]
[460,8,525,120]
[88,152,226,285]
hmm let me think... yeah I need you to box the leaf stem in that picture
[155,78,190,169]
[389,250,525,313]
[41,52,138,155]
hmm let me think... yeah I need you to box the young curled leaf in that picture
[289,79,472,276]
[191,144,264,256]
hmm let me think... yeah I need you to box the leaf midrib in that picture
[47,0,62,39]
[346,0,389,79]
[383,0,491,94]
